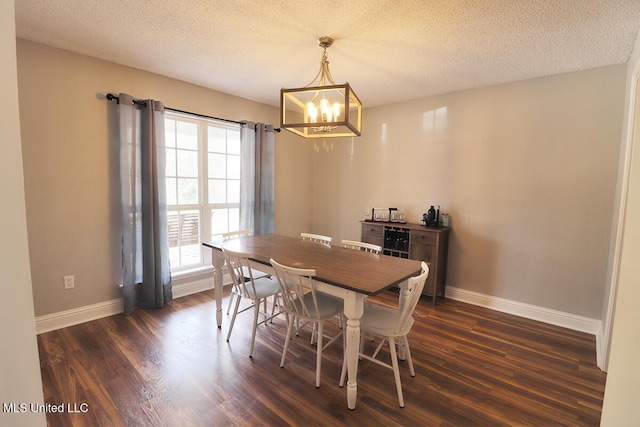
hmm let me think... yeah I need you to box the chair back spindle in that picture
[301,233,332,245]
[341,239,382,254]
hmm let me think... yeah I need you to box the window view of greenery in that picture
[165,114,241,271]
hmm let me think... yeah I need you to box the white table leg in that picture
[343,291,365,409]
[211,249,225,328]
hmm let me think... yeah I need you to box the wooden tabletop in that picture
[203,234,422,296]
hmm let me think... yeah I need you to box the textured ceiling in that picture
[14,0,640,108]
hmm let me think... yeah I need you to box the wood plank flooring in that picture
[38,289,606,426]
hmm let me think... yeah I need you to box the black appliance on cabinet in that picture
[422,205,440,227]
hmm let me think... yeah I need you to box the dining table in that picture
[202,233,422,409]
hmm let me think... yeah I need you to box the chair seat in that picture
[243,277,280,300]
[293,292,343,320]
[361,302,415,338]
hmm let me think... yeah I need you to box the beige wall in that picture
[16,40,312,317]
[311,66,626,319]
[0,2,45,425]
[600,29,640,427]
[16,39,627,322]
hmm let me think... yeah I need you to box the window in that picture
[165,112,242,272]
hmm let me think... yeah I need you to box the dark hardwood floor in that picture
[38,289,606,426]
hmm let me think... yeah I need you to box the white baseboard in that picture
[35,276,224,334]
[35,299,124,334]
[445,286,601,336]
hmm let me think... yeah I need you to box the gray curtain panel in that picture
[240,122,275,235]
[118,93,172,315]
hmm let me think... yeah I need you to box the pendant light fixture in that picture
[280,37,362,138]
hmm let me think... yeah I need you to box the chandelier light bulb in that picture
[306,102,318,123]
[333,102,341,120]
[320,98,331,122]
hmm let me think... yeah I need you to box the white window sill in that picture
[171,265,215,283]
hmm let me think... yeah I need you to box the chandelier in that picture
[280,37,362,138]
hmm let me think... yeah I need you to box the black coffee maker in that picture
[422,205,440,227]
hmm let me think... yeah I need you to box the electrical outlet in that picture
[63,275,75,289]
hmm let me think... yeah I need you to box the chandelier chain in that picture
[304,47,336,88]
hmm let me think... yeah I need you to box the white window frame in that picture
[165,111,243,273]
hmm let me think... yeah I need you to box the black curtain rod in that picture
[106,93,280,131]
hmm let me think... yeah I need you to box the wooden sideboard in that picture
[361,221,450,304]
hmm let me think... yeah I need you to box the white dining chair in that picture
[341,239,382,254]
[338,239,383,328]
[223,248,282,358]
[340,262,429,407]
[301,232,332,245]
[270,258,344,388]
[222,229,269,315]
[298,233,333,336]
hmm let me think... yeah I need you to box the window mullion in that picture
[201,123,211,246]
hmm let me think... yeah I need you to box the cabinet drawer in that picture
[411,230,437,245]
[361,224,383,239]
[410,242,434,263]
